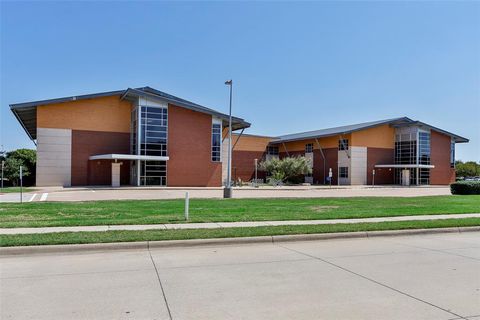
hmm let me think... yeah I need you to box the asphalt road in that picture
[1,233,479,319]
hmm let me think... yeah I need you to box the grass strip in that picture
[2,218,479,247]
[1,195,479,228]
[0,187,35,194]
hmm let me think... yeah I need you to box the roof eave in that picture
[11,108,36,142]
[122,88,250,130]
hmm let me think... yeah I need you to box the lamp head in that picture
[225,79,232,85]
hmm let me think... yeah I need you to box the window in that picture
[212,123,221,162]
[450,142,455,168]
[140,160,167,186]
[419,168,430,185]
[267,146,279,156]
[394,132,417,165]
[140,106,168,157]
[338,139,348,151]
[339,167,348,178]
[418,131,431,165]
[305,143,313,153]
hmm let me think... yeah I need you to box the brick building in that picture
[11,88,468,187]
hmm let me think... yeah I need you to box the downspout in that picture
[314,138,326,184]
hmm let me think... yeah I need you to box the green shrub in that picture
[450,181,480,195]
[259,156,312,184]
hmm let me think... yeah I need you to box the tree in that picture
[259,156,312,184]
[455,160,480,178]
[4,157,30,186]
[3,149,36,186]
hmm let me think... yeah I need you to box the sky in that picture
[1,1,479,161]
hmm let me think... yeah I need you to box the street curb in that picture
[1,226,479,256]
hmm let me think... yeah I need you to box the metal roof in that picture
[10,86,250,140]
[270,117,468,144]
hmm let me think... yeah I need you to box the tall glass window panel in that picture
[418,132,431,165]
[140,160,167,186]
[211,123,221,162]
[140,106,168,157]
[395,133,417,165]
[450,142,455,168]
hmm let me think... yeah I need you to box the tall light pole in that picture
[224,79,233,198]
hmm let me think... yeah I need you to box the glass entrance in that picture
[130,102,168,186]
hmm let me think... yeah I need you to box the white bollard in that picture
[185,192,189,221]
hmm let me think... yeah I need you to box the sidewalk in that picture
[1,213,479,235]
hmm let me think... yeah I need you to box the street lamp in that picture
[224,79,233,198]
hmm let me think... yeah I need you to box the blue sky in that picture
[1,1,479,161]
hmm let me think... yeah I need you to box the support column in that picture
[112,162,121,187]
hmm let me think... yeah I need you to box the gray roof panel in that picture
[10,86,250,140]
[270,116,468,144]
[272,117,410,143]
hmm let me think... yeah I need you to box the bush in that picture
[450,181,480,195]
[259,156,312,184]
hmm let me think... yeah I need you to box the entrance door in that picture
[401,169,410,186]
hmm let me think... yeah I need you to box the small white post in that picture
[328,168,332,188]
[19,165,23,204]
[254,158,258,188]
[185,192,189,221]
[372,169,375,187]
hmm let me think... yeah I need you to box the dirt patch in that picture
[309,205,340,212]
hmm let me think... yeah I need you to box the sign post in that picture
[254,158,258,188]
[1,160,4,193]
[328,168,332,187]
[372,169,376,187]
[184,192,189,221]
[19,165,23,204]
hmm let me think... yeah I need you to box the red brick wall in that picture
[167,104,222,187]
[232,150,267,182]
[71,130,130,186]
[367,148,394,185]
[430,131,455,185]
[314,148,338,185]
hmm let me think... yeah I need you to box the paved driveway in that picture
[1,232,479,319]
[0,186,451,202]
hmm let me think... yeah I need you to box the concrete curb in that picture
[1,226,479,256]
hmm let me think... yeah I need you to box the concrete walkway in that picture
[0,185,452,202]
[2,233,479,319]
[1,213,479,235]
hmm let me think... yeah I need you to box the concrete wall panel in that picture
[350,146,367,185]
[36,128,72,187]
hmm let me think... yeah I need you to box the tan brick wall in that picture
[37,95,132,133]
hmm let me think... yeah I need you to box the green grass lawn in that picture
[1,217,479,247]
[0,195,479,228]
[0,187,35,194]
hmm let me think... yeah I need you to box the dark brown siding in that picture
[430,131,455,185]
[167,104,222,187]
[367,148,394,185]
[71,130,130,186]
[232,150,267,182]
[314,148,338,185]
